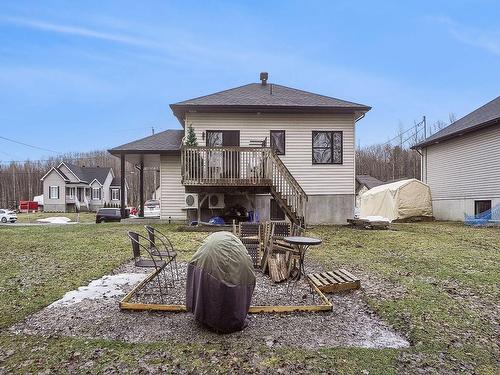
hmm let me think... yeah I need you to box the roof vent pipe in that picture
[260,72,268,86]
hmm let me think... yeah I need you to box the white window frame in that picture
[111,188,120,201]
[49,186,59,199]
[91,187,101,200]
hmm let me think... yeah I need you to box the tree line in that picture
[0,115,455,209]
[0,150,157,209]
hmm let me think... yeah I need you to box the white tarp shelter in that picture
[360,179,433,222]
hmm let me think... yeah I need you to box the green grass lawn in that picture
[0,222,498,374]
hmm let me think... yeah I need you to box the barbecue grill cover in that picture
[186,231,256,333]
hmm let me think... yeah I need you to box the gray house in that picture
[355,175,384,208]
[109,73,371,225]
[41,162,127,212]
[413,96,500,221]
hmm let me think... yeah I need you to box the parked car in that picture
[0,209,17,223]
[144,199,160,218]
[95,208,122,223]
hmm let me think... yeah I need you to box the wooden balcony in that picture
[181,146,273,187]
[181,146,308,226]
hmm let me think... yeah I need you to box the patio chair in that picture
[127,231,170,301]
[237,222,262,268]
[144,225,179,281]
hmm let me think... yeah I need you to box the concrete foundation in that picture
[43,204,67,212]
[185,193,355,225]
[432,197,500,221]
[306,194,354,225]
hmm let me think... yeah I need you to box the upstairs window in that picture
[49,186,59,199]
[312,131,343,164]
[270,130,286,155]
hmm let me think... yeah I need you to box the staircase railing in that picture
[181,145,308,224]
[268,151,308,224]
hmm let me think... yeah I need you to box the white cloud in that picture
[0,16,161,49]
[428,16,500,55]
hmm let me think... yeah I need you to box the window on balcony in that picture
[270,130,285,155]
[312,131,343,164]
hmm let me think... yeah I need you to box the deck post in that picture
[120,153,126,218]
[139,161,144,218]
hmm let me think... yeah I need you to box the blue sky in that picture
[0,0,499,161]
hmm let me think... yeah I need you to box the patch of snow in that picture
[360,215,391,223]
[49,273,146,307]
[37,216,73,224]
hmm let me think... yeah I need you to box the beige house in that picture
[413,96,500,221]
[41,162,127,212]
[109,73,370,225]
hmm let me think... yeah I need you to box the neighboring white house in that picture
[412,96,500,221]
[41,162,127,212]
[109,73,371,225]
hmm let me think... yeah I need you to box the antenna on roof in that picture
[152,126,155,135]
[260,72,268,86]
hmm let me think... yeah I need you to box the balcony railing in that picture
[181,146,273,186]
[181,145,308,225]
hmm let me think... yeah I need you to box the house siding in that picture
[160,154,186,221]
[423,125,500,220]
[43,170,66,212]
[185,112,356,196]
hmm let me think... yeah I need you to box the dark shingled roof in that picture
[64,163,112,185]
[170,82,371,124]
[356,175,384,190]
[110,177,122,186]
[108,129,184,153]
[413,96,500,148]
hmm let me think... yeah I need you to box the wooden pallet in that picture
[307,269,360,293]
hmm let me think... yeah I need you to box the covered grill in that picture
[186,231,256,333]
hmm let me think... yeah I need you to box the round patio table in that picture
[283,236,322,280]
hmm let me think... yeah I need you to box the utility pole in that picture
[423,115,427,139]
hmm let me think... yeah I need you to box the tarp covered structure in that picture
[186,231,256,333]
[360,179,433,222]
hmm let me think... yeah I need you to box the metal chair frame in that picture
[144,225,179,281]
[127,231,171,301]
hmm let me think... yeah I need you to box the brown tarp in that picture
[186,231,256,333]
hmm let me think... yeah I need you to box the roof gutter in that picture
[412,117,499,149]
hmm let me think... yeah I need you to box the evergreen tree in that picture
[185,125,198,146]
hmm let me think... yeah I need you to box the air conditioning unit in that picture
[208,193,225,209]
[184,193,199,209]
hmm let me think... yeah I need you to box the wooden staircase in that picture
[181,146,308,226]
[268,151,308,226]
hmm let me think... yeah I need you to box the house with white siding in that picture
[108,73,371,225]
[412,96,500,221]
